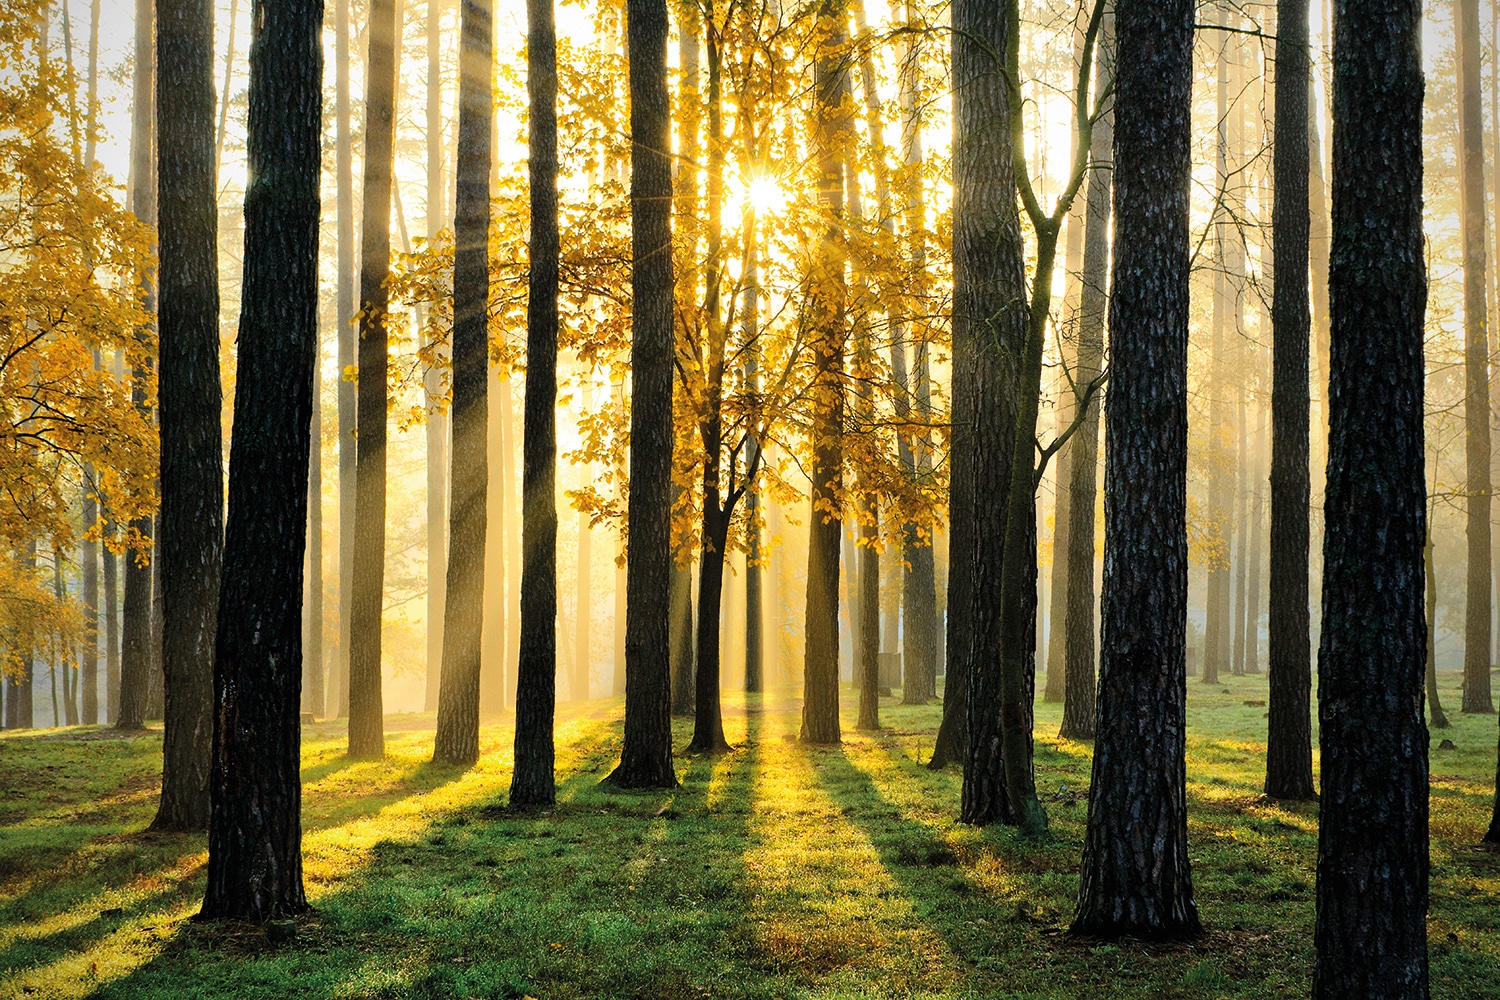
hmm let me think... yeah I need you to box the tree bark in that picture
[82,471,99,724]
[152,0,222,830]
[606,0,678,789]
[670,553,695,715]
[349,0,398,757]
[1313,0,1429,991]
[199,0,320,919]
[1059,19,1111,742]
[1456,0,1494,715]
[432,0,490,768]
[1426,526,1449,729]
[1265,0,1316,802]
[1072,0,1199,939]
[333,0,355,721]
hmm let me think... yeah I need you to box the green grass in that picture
[2,673,1498,999]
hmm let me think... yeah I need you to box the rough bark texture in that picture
[799,0,846,747]
[432,0,490,768]
[511,0,559,807]
[606,0,677,789]
[1072,0,1199,940]
[1313,0,1429,991]
[199,0,321,919]
[117,0,155,735]
[1059,25,1111,742]
[152,0,223,831]
[331,0,354,721]
[952,0,1023,826]
[349,0,397,757]
[1265,0,1316,801]
[1457,0,1494,716]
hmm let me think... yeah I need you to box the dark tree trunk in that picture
[799,0,847,747]
[199,0,321,920]
[1265,0,1316,802]
[152,0,223,831]
[1072,0,1199,940]
[117,0,155,735]
[1059,21,1111,742]
[82,473,99,725]
[510,0,558,807]
[432,0,491,768]
[952,0,1025,827]
[606,0,678,789]
[349,0,397,758]
[104,516,119,722]
[669,556,695,715]
[334,0,354,720]
[1426,529,1449,730]
[1313,0,1429,991]
[687,517,731,753]
[148,522,165,721]
[1457,0,1494,716]
[856,507,880,730]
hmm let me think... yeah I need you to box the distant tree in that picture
[349,0,398,758]
[1264,0,1316,801]
[1072,0,1199,938]
[334,0,355,720]
[423,0,449,716]
[433,0,491,768]
[151,0,222,831]
[799,0,848,747]
[606,0,678,788]
[511,0,559,806]
[1312,0,1429,991]
[200,0,322,921]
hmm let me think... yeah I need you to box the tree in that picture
[1456,0,1492,716]
[151,0,222,831]
[1264,0,1316,802]
[349,0,398,757]
[333,0,355,720]
[116,0,155,734]
[1058,11,1112,744]
[1312,0,1429,991]
[1072,0,1199,939]
[799,0,848,747]
[200,0,322,921]
[606,0,678,789]
[423,0,449,717]
[431,0,491,768]
[510,0,559,807]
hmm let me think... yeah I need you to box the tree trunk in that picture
[117,0,155,734]
[1426,527,1449,729]
[349,0,398,757]
[1244,404,1263,675]
[1059,20,1111,742]
[688,516,731,753]
[432,0,490,767]
[152,0,223,830]
[104,514,119,722]
[82,472,99,724]
[1072,0,1199,939]
[1313,0,1429,990]
[199,0,320,919]
[510,0,559,806]
[799,0,847,747]
[423,0,449,716]
[606,0,678,789]
[1232,387,1249,676]
[670,553,695,715]
[1457,0,1494,715]
[573,378,592,702]
[1203,20,1233,689]
[333,0,355,721]
[1265,0,1316,802]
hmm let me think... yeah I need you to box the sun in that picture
[743,173,786,216]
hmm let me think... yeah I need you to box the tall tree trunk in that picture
[1265,0,1316,802]
[1072,0,1199,939]
[1457,0,1494,715]
[82,469,99,723]
[1231,387,1249,676]
[333,0,355,720]
[1426,522,1450,729]
[423,0,449,715]
[799,0,847,747]
[104,515,119,722]
[1244,406,1263,675]
[117,0,155,733]
[1059,16,1112,742]
[511,0,558,806]
[606,0,678,789]
[432,0,490,767]
[670,555,695,714]
[573,377,592,701]
[199,0,320,920]
[349,0,398,757]
[152,0,222,830]
[1203,20,1233,688]
[1313,0,1429,990]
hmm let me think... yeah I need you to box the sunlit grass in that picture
[2,672,1498,998]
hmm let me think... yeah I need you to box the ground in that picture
[2,673,1498,999]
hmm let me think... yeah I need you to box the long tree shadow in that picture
[76,712,781,1000]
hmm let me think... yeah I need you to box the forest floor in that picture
[2,672,1499,999]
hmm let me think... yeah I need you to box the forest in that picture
[0,0,1495,996]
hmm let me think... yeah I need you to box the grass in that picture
[2,672,1498,999]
